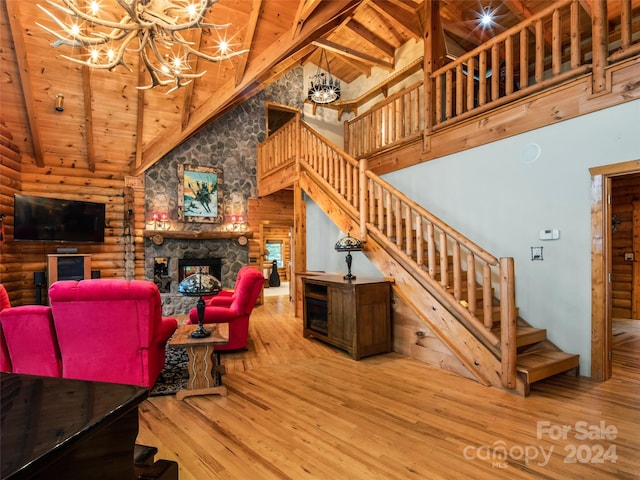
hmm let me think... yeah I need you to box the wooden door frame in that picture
[590,160,640,381]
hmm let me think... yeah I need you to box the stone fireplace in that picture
[146,238,247,315]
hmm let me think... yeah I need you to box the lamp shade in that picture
[334,234,363,252]
[178,272,221,297]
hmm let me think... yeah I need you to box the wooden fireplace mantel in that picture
[143,230,253,245]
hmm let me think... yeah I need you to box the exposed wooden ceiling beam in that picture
[134,63,145,172]
[345,18,395,58]
[136,0,362,175]
[313,39,394,70]
[369,0,422,38]
[181,28,202,130]
[292,0,324,40]
[5,0,44,167]
[236,0,263,87]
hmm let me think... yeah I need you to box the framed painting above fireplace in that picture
[178,164,224,223]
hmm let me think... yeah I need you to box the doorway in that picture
[590,161,640,381]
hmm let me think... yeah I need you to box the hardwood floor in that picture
[137,297,640,479]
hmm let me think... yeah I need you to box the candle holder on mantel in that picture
[178,268,221,338]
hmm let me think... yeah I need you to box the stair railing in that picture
[298,121,517,388]
[257,116,299,180]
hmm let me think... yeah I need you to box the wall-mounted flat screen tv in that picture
[13,194,106,243]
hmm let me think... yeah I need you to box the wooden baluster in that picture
[591,0,607,94]
[520,28,529,89]
[377,185,384,231]
[395,198,403,250]
[435,73,443,123]
[385,190,392,238]
[416,216,424,267]
[467,252,476,315]
[552,8,562,76]
[570,0,580,68]
[427,222,436,278]
[505,35,513,95]
[491,43,499,101]
[439,231,448,288]
[445,70,453,119]
[466,56,475,111]
[483,263,493,328]
[620,0,631,49]
[456,63,463,116]
[368,179,375,224]
[479,51,487,106]
[453,242,461,300]
[405,206,412,258]
[535,19,544,83]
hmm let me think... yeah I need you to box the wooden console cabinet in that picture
[47,254,91,287]
[302,274,391,360]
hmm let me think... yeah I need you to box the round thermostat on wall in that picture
[237,235,248,246]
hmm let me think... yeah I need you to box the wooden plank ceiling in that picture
[1,0,585,177]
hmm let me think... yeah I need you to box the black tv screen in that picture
[13,194,106,243]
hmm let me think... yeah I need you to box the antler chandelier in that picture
[36,0,247,93]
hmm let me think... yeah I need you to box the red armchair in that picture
[188,267,264,351]
[1,305,63,377]
[202,265,254,308]
[0,283,62,376]
[49,279,178,388]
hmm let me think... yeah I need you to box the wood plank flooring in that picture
[137,297,640,480]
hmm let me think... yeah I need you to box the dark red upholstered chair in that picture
[202,265,253,308]
[188,267,264,351]
[49,279,178,388]
[0,304,62,377]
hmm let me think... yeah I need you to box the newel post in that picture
[500,257,517,389]
[359,158,367,241]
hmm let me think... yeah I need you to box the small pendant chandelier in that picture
[307,49,341,105]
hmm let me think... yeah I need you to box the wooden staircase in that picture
[259,118,579,396]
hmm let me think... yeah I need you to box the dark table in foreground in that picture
[1,372,147,479]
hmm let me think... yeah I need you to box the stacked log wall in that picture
[0,120,23,304]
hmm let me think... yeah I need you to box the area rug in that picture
[150,348,188,397]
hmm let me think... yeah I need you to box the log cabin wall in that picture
[247,190,295,274]
[0,121,23,305]
[611,173,640,319]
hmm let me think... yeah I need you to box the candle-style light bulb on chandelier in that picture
[307,48,341,105]
[36,0,248,93]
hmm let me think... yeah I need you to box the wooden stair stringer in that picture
[299,170,510,390]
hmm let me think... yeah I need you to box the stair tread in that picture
[494,326,547,347]
[516,350,579,384]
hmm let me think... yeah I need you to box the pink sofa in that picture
[188,266,264,351]
[0,280,177,389]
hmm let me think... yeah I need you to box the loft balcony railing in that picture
[344,0,640,159]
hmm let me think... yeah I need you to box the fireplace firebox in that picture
[178,258,222,283]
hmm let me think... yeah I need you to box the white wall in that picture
[306,99,640,377]
[305,195,382,278]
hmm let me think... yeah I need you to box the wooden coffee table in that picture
[168,323,229,400]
